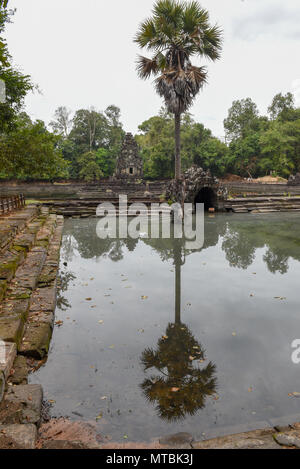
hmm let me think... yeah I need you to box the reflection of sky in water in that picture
[32,213,300,442]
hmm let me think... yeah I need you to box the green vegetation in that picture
[0,0,299,182]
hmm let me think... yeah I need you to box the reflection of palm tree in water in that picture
[140,241,217,422]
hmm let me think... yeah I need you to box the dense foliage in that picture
[0,1,299,181]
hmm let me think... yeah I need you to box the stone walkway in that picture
[0,205,63,448]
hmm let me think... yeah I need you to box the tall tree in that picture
[135,0,222,180]
[49,106,72,138]
[223,98,260,142]
[268,92,296,121]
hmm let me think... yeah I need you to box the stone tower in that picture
[114,133,144,179]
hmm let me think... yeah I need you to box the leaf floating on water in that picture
[98,320,104,324]
[288,392,300,398]
[109,345,115,349]
[100,396,107,400]
[123,435,128,440]
[141,296,148,300]
[85,298,92,301]
[248,387,253,393]
[48,399,56,404]
[250,294,254,297]
[96,412,103,421]
[232,332,237,337]
[138,329,145,333]
[274,296,287,300]
[55,320,63,327]
[213,395,219,401]
[171,387,180,393]
[162,335,168,340]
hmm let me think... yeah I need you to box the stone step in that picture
[0,211,59,350]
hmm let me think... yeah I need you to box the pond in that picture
[31,213,300,442]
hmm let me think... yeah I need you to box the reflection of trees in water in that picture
[263,250,289,275]
[57,270,77,311]
[222,227,257,270]
[140,236,217,422]
[140,323,217,422]
[61,215,300,274]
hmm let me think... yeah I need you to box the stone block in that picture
[0,424,37,449]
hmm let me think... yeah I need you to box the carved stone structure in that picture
[114,133,143,179]
[288,173,300,186]
[165,165,227,210]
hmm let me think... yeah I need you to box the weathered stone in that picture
[13,250,46,290]
[165,165,227,208]
[0,280,6,301]
[0,298,30,320]
[27,310,55,327]
[114,133,144,179]
[0,371,4,402]
[6,286,31,300]
[193,429,280,449]
[4,384,43,425]
[0,315,24,345]
[20,323,52,359]
[159,432,193,448]
[0,342,16,380]
[0,424,37,449]
[13,233,35,251]
[41,440,87,449]
[274,431,300,448]
[30,285,57,313]
[38,265,57,287]
[9,355,28,385]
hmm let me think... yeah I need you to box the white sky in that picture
[5,0,300,138]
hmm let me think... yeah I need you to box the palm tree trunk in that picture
[175,112,181,180]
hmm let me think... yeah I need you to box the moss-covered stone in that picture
[6,287,32,301]
[8,356,28,385]
[0,316,24,346]
[0,299,30,320]
[19,323,52,359]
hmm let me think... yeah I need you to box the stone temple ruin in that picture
[288,173,300,186]
[114,133,144,179]
[165,165,228,211]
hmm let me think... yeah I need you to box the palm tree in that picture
[135,0,222,180]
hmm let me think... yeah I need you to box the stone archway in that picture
[165,165,228,211]
[194,186,217,211]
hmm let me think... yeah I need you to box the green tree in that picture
[0,0,11,67]
[49,106,72,138]
[135,0,222,180]
[77,151,103,182]
[223,98,261,142]
[0,115,68,180]
[268,92,295,121]
[259,122,297,177]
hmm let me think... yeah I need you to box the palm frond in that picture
[134,19,157,49]
[136,55,160,79]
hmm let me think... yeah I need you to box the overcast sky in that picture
[5,0,300,138]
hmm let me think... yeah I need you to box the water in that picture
[31,213,300,442]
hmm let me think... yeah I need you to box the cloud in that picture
[232,5,300,40]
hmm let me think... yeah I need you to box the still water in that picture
[32,213,300,442]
